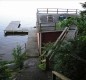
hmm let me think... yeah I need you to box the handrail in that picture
[46,27,69,58]
[40,27,69,70]
[37,8,79,14]
[52,71,71,80]
[40,27,69,59]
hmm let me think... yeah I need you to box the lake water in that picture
[0,0,83,61]
[0,24,29,61]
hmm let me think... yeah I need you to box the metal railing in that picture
[37,8,79,14]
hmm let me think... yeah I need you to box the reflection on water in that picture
[0,25,28,61]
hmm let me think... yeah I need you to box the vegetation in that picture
[56,17,75,30]
[0,61,12,80]
[12,45,28,70]
[39,2,86,80]
[52,2,86,80]
[53,39,86,80]
[0,45,28,80]
[38,63,46,71]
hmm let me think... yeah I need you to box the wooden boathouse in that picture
[36,8,79,55]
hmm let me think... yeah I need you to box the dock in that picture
[4,21,29,36]
[16,27,52,80]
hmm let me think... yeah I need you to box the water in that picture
[0,24,28,61]
[0,0,83,61]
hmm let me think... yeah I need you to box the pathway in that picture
[16,27,52,80]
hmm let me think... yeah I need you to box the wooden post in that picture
[55,22,56,30]
[57,9,58,14]
[67,9,68,13]
[39,32,42,55]
[52,74,56,80]
[76,9,77,14]
[25,43,26,52]
[47,8,48,14]
[39,23,41,32]
[46,56,49,71]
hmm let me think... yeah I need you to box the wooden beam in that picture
[52,71,71,80]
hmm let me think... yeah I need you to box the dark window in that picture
[47,15,54,22]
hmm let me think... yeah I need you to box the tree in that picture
[80,2,86,15]
[52,2,86,80]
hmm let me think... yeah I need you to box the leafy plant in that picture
[42,42,54,55]
[12,45,28,70]
[38,63,46,71]
[53,38,86,80]
[56,17,76,30]
[0,61,12,80]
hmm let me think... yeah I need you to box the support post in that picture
[52,74,56,80]
[46,56,49,71]
[67,9,68,13]
[39,23,41,32]
[57,9,58,14]
[76,9,77,14]
[25,43,26,53]
[55,22,56,30]
[47,8,48,14]
[39,32,42,55]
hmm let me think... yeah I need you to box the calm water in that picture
[0,24,28,61]
[0,0,83,61]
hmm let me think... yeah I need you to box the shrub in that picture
[53,36,86,80]
[12,45,28,69]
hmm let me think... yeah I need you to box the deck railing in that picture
[37,8,79,14]
[38,22,56,31]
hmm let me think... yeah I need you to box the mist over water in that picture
[0,0,83,26]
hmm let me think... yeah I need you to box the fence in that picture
[37,8,79,14]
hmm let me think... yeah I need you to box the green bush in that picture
[0,61,12,80]
[12,45,28,70]
[53,38,86,80]
[38,63,46,71]
[56,17,75,30]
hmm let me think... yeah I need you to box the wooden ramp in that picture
[4,21,28,36]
